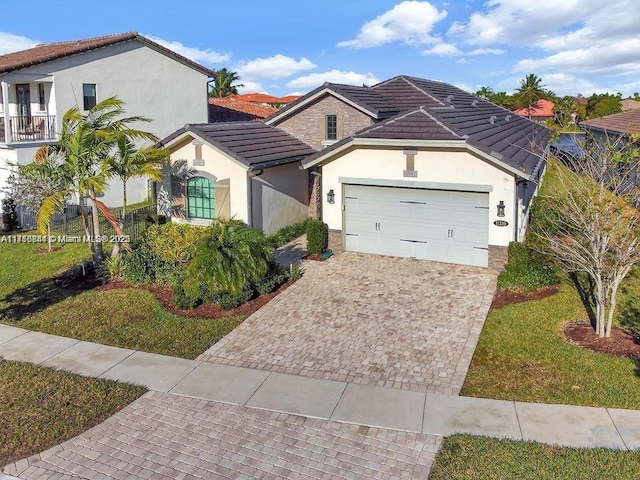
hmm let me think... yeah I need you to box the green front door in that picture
[187,176,215,219]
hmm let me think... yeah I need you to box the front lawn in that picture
[430,435,640,480]
[0,359,145,467]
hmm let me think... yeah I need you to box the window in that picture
[38,83,46,111]
[187,176,215,219]
[82,83,96,110]
[325,114,337,140]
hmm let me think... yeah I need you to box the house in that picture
[208,97,278,122]
[621,99,640,112]
[580,109,640,140]
[265,76,550,267]
[0,32,214,206]
[157,122,314,234]
[514,99,555,123]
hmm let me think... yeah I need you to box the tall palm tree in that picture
[36,97,156,265]
[517,74,545,119]
[106,136,168,219]
[209,68,244,97]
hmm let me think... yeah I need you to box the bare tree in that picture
[533,133,640,338]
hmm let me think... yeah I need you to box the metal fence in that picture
[18,203,159,241]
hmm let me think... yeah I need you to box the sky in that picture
[1,0,639,98]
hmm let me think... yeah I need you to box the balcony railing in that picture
[1,115,56,143]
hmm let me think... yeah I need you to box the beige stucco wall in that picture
[159,141,249,226]
[251,163,309,235]
[320,146,517,247]
[1,39,210,206]
[273,94,374,150]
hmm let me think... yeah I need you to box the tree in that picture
[208,68,244,97]
[532,135,640,338]
[475,86,494,100]
[586,93,622,118]
[516,74,545,118]
[36,97,155,265]
[490,91,516,110]
[553,96,577,128]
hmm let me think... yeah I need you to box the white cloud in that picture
[422,42,462,57]
[236,54,317,80]
[337,1,447,48]
[542,73,610,96]
[0,32,38,55]
[453,82,473,93]
[467,48,504,56]
[144,34,231,65]
[236,81,264,94]
[287,70,380,89]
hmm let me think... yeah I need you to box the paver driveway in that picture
[200,253,496,394]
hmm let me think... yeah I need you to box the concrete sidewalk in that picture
[2,323,640,451]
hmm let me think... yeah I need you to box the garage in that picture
[343,184,489,267]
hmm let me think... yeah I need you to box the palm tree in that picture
[36,97,156,265]
[553,96,577,128]
[516,74,545,118]
[475,86,494,100]
[209,68,244,97]
[106,136,168,219]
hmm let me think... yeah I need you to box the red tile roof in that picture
[0,32,215,76]
[581,109,640,136]
[514,99,555,118]
[234,93,301,104]
[208,97,278,120]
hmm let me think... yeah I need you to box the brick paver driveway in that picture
[6,392,441,480]
[200,253,496,395]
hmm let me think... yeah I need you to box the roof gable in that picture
[0,32,215,76]
[161,122,317,170]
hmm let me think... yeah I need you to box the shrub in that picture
[172,281,200,310]
[2,197,18,231]
[215,287,254,311]
[183,219,273,298]
[306,219,328,255]
[100,254,126,281]
[497,242,558,292]
[254,264,289,296]
[145,223,207,267]
[266,219,310,248]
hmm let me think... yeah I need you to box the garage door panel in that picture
[343,184,489,267]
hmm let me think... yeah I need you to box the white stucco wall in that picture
[161,141,249,225]
[251,164,309,235]
[1,39,210,206]
[320,146,517,247]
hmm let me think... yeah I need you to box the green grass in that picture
[0,232,245,359]
[0,359,145,467]
[9,288,244,359]
[430,435,640,480]
[462,283,640,408]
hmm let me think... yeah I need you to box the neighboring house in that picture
[0,32,214,206]
[208,97,277,122]
[234,93,301,106]
[514,99,555,123]
[265,75,550,268]
[157,122,314,234]
[621,99,640,112]
[580,109,640,142]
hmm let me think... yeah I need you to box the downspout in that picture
[247,168,264,228]
[1,79,10,143]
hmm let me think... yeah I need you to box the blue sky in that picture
[1,0,639,97]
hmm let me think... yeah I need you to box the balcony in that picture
[0,115,56,144]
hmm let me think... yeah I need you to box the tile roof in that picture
[208,97,278,122]
[302,75,550,178]
[580,109,640,136]
[160,122,316,170]
[234,93,300,104]
[514,99,555,118]
[0,32,215,76]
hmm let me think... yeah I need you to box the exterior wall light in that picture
[497,200,506,217]
[327,189,335,204]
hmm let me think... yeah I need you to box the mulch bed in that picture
[490,284,560,311]
[564,321,640,358]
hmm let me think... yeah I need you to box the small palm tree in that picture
[475,86,494,100]
[209,68,244,97]
[185,219,272,297]
[517,74,545,119]
[553,96,577,128]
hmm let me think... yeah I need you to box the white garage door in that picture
[343,184,489,267]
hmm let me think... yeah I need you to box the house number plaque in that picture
[493,220,509,227]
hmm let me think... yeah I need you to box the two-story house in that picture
[0,32,214,206]
[160,75,549,267]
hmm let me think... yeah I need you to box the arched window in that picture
[187,176,215,219]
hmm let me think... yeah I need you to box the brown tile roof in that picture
[0,32,215,76]
[581,109,640,136]
[208,97,277,121]
[160,122,316,170]
[234,93,300,104]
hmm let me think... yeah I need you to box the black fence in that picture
[18,203,159,241]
